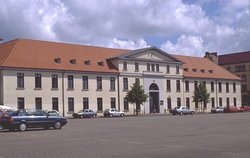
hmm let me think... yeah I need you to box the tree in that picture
[126,82,148,115]
[192,83,210,112]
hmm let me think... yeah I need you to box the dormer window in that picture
[98,61,104,66]
[208,70,213,73]
[192,68,197,72]
[184,68,188,72]
[84,60,91,65]
[200,69,205,73]
[70,59,76,64]
[54,58,61,63]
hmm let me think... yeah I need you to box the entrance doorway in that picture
[149,83,159,113]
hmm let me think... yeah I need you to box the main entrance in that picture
[149,83,159,113]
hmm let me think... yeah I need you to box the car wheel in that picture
[19,123,27,132]
[92,114,96,118]
[110,114,113,117]
[54,121,61,130]
[120,113,124,117]
[180,112,183,115]
[191,111,194,115]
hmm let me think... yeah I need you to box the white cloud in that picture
[108,38,150,50]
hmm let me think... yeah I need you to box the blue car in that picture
[0,109,67,132]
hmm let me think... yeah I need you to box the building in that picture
[0,39,241,116]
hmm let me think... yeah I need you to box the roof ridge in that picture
[2,39,20,66]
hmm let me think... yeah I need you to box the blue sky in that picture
[0,0,249,57]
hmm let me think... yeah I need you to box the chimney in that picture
[204,52,218,64]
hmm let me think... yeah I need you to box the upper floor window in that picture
[211,82,214,92]
[166,80,171,91]
[17,73,24,88]
[123,61,127,71]
[218,82,222,92]
[123,78,128,90]
[176,65,180,74]
[227,66,231,72]
[194,81,198,90]
[242,84,247,92]
[35,74,42,89]
[97,76,102,90]
[242,74,247,82]
[52,74,58,89]
[147,63,150,71]
[176,80,181,92]
[135,78,140,84]
[68,75,74,89]
[156,64,159,72]
[166,65,170,74]
[151,64,155,71]
[82,76,88,90]
[110,77,115,90]
[135,62,139,71]
[185,80,189,92]
[226,82,229,92]
[233,83,236,92]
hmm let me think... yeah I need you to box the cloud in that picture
[108,38,150,50]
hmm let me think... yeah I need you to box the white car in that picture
[103,108,124,117]
[170,106,194,115]
[211,107,224,113]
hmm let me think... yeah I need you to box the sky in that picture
[0,0,250,57]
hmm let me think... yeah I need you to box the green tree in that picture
[192,83,210,112]
[126,82,148,115]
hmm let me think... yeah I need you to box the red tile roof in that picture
[174,55,241,81]
[219,51,250,65]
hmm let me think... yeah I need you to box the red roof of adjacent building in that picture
[218,51,250,65]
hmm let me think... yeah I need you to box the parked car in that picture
[47,110,60,116]
[0,109,67,132]
[72,109,97,118]
[227,106,240,113]
[169,106,194,115]
[211,107,224,113]
[239,106,250,112]
[103,108,124,117]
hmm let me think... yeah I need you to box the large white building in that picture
[0,39,241,116]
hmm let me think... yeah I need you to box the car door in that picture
[33,110,50,127]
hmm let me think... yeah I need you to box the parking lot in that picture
[0,112,250,158]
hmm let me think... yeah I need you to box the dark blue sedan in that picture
[0,109,67,132]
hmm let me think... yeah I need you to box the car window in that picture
[35,110,47,116]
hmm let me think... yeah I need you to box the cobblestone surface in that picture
[0,113,250,158]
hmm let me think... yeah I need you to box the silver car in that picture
[103,108,124,117]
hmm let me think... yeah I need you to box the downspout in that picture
[215,80,218,107]
[117,74,120,111]
[62,71,65,117]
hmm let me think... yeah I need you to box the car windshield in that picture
[78,110,84,113]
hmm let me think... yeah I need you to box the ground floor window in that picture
[83,97,89,109]
[124,98,129,110]
[68,98,74,112]
[111,97,116,108]
[211,98,215,108]
[97,98,103,111]
[186,98,190,108]
[17,97,25,109]
[234,98,236,107]
[177,98,181,107]
[219,98,222,107]
[35,97,42,109]
[52,97,59,111]
[167,97,171,109]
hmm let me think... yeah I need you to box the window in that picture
[195,101,198,109]
[17,97,25,109]
[176,65,180,74]
[156,64,159,72]
[97,98,103,111]
[83,98,89,109]
[194,81,198,90]
[167,97,171,109]
[186,98,190,108]
[17,73,24,88]
[151,64,155,71]
[242,84,247,92]
[52,98,59,111]
[211,82,214,92]
[82,76,88,90]
[124,98,129,110]
[111,98,116,108]
[176,80,180,92]
[135,78,140,84]
[166,65,170,73]
[219,98,222,107]
[177,98,181,107]
[52,74,58,89]
[123,78,128,90]
[35,74,42,88]
[226,98,230,107]
[226,82,229,92]
[97,76,102,90]
[202,81,206,87]
[123,61,127,71]
[211,98,215,108]
[110,77,115,90]
[233,83,236,92]
[227,66,231,72]
[68,75,74,89]
[234,98,237,107]
[166,80,171,91]
[68,98,74,112]
[135,62,139,71]
[147,63,150,71]
[35,98,42,109]
[242,74,247,82]
[185,80,189,92]
[218,82,222,92]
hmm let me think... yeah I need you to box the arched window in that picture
[149,83,159,90]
